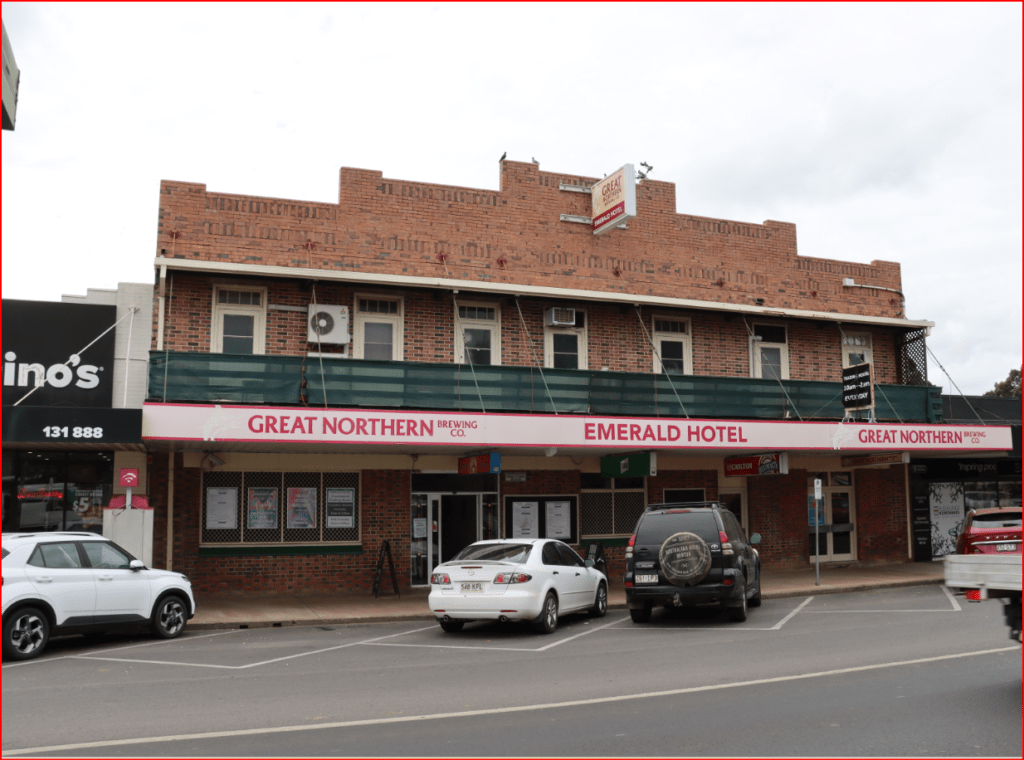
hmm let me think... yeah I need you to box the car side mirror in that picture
[749,533,762,545]
[584,558,595,568]
[129,559,145,571]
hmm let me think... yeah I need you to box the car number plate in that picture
[460,582,484,592]
[996,543,1018,552]
[635,574,659,584]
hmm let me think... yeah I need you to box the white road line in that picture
[535,618,623,651]
[941,584,963,611]
[364,642,537,652]
[7,645,1019,757]
[771,596,813,630]
[66,625,439,671]
[0,629,241,670]
[802,609,957,613]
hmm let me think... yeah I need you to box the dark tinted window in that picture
[721,511,743,542]
[972,511,1022,528]
[636,511,720,544]
[452,543,532,562]
[555,543,584,567]
[542,543,562,565]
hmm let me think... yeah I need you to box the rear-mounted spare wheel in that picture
[659,532,712,586]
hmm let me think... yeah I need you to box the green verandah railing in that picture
[148,352,943,423]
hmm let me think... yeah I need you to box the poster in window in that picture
[512,501,539,538]
[545,501,571,539]
[206,487,238,529]
[247,487,278,530]
[287,487,318,529]
[326,488,355,528]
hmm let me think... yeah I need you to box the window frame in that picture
[212,286,267,355]
[580,477,647,539]
[750,322,789,380]
[544,309,588,370]
[842,332,873,368]
[353,294,404,361]
[454,301,501,366]
[651,316,693,375]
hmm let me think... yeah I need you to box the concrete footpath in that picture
[187,561,946,631]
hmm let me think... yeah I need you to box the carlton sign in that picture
[142,403,1013,453]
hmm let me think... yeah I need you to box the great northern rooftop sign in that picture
[142,404,1013,453]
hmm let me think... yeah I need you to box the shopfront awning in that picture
[142,403,1013,459]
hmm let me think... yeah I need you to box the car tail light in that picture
[625,534,636,559]
[494,572,532,584]
[430,572,451,584]
[722,578,734,586]
[720,531,734,556]
[964,589,984,602]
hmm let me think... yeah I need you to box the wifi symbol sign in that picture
[119,469,139,487]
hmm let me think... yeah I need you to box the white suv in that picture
[2,532,196,661]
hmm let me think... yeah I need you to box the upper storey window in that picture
[842,333,873,368]
[544,309,587,370]
[652,317,692,375]
[354,296,403,361]
[212,288,266,355]
[455,303,500,366]
[751,323,788,380]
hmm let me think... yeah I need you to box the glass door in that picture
[411,493,442,586]
[808,472,857,562]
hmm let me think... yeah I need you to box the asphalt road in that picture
[3,585,1020,757]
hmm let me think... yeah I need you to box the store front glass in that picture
[410,492,499,586]
[2,451,113,533]
[807,471,856,562]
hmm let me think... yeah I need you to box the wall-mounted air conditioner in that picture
[544,307,576,327]
[307,304,349,344]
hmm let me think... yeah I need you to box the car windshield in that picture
[972,511,1022,528]
[451,543,533,562]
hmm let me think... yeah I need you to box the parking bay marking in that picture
[67,625,438,671]
[7,645,1019,757]
[365,617,624,653]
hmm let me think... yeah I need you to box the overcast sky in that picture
[2,3,1020,396]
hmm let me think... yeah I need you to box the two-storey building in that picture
[141,160,1012,593]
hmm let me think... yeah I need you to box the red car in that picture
[955,507,1022,555]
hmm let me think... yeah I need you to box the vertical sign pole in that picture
[814,478,822,587]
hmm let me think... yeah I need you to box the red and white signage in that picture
[142,403,1014,453]
[724,453,789,477]
[591,164,637,234]
[119,468,140,487]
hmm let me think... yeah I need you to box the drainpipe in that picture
[156,265,167,350]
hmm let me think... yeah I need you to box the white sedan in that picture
[428,539,608,633]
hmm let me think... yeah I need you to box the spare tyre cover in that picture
[659,532,712,587]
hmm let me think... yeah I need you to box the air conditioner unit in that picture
[307,304,349,344]
[544,307,576,327]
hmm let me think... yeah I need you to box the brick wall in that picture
[156,161,904,323]
[154,271,903,384]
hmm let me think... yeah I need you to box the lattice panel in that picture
[898,328,929,386]
[613,491,647,535]
[580,491,613,537]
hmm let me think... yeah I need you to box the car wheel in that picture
[629,604,652,624]
[3,607,50,661]
[589,582,608,618]
[659,532,712,587]
[439,619,464,633]
[150,595,188,639]
[726,589,748,622]
[535,592,559,634]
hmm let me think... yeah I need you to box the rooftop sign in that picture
[591,164,637,234]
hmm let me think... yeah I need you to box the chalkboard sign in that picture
[372,540,400,598]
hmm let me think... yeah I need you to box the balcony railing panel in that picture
[148,352,943,423]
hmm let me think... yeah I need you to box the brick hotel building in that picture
[139,160,1013,593]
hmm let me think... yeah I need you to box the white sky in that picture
[2,2,1020,396]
